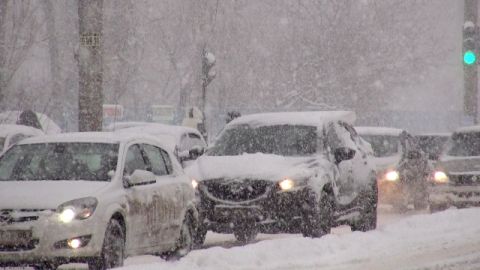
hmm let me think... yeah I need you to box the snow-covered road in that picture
[119,207,480,270]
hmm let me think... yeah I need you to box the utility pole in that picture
[464,0,478,124]
[78,0,104,131]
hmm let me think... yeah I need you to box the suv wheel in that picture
[89,219,125,270]
[233,224,258,243]
[351,180,378,232]
[301,190,334,238]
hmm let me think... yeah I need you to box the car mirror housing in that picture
[334,147,356,164]
[125,169,156,187]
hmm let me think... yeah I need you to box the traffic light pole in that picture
[464,0,478,124]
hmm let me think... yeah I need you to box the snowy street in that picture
[117,206,480,270]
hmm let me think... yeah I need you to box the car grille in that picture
[201,179,273,202]
[0,209,52,225]
[448,174,480,186]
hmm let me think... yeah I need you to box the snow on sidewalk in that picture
[120,208,480,270]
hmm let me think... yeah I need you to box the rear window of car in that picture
[360,135,400,157]
[446,132,480,157]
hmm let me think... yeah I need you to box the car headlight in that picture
[57,197,98,223]
[191,179,199,189]
[433,171,449,183]
[279,178,295,191]
[385,170,399,182]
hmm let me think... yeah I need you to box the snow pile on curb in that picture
[120,208,480,270]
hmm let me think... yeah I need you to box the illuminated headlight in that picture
[385,170,399,182]
[191,179,199,189]
[434,171,449,183]
[57,197,98,223]
[279,179,295,191]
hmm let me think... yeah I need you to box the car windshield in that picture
[0,142,119,181]
[361,135,400,157]
[207,124,317,156]
[446,132,480,157]
[416,135,448,160]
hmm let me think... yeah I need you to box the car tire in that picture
[233,225,258,243]
[301,190,334,238]
[88,219,125,270]
[33,263,58,270]
[351,180,378,232]
[193,224,208,248]
[163,213,194,260]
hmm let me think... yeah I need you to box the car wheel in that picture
[163,213,194,260]
[88,219,125,270]
[193,224,208,248]
[301,190,334,238]
[233,225,258,243]
[351,180,378,232]
[33,263,58,270]
[430,203,447,213]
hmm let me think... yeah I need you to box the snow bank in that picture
[120,208,480,270]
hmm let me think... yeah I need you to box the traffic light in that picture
[463,21,477,65]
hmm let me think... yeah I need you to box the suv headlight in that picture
[433,171,449,183]
[278,178,308,191]
[57,197,98,223]
[384,170,399,182]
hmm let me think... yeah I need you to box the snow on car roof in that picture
[355,126,404,136]
[415,132,451,137]
[115,123,202,139]
[228,111,356,128]
[0,110,61,134]
[453,125,480,133]
[19,132,164,145]
[0,124,44,137]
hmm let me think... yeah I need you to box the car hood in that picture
[186,153,327,182]
[0,181,110,209]
[437,155,480,174]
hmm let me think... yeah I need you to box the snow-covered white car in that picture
[356,127,430,210]
[187,111,377,244]
[114,123,207,167]
[430,126,480,212]
[0,124,44,153]
[0,132,197,269]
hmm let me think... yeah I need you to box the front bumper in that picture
[197,186,312,234]
[0,211,104,266]
[429,184,480,208]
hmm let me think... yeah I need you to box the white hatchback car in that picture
[0,132,197,269]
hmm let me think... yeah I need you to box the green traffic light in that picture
[464,50,476,65]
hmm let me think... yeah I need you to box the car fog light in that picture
[59,208,76,223]
[68,238,82,249]
[434,171,448,183]
[385,171,399,182]
[191,179,199,189]
[279,179,294,190]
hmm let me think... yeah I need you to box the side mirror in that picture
[189,145,204,159]
[124,169,156,188]
[334,147,356,164]
[406,150,422,160]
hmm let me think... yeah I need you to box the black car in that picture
[187,111,377,244]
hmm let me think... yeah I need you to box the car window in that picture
[188,133,206,148]
[142,144,168,176]
[446,132,480,156]
[160,149,173,174]
[124,144,148,175]
[9,134,28,146]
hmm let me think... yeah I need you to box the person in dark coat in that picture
[16,110,43,130]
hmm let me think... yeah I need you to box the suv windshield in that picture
[417,135,448,160]
[361,135,400,157]
[0,137,5,152]
[447,132,480,157]
[208,124,317,156]
[0,143,119,181]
